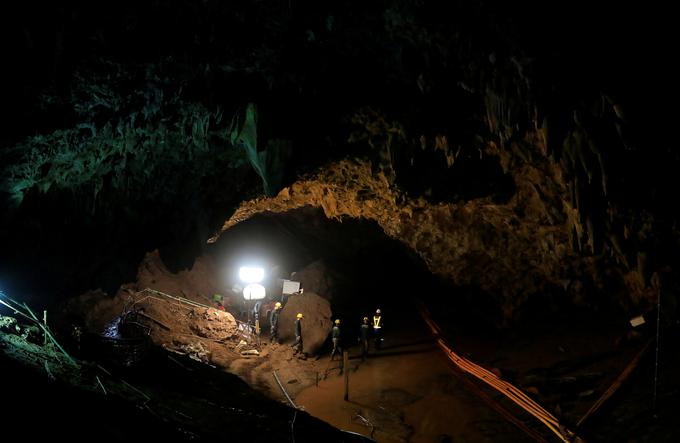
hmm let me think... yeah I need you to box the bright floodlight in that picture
[239,266,264,283]
[243,283,266,300]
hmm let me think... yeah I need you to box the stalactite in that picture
[597,152,608,197]
[637,251,649,287]
[574,131,593,185]
[608,232,628,267]
[585,215,594,255]
[541,115,551,157]
[573,175,581,223]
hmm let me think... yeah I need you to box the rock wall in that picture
[209,152,664,323]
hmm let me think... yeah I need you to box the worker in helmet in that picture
[373,309,383,350]
[330,319,342,361]
[359,316,370,360]
[269,302,282,343]
[292,313,304,354]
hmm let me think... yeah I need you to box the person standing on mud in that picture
[373,309,383,350]
[360,316,370,360]
[330,319,342,360]
[292,313,304,354]
[269,302,282,343]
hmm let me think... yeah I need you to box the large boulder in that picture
[277,292,332,354]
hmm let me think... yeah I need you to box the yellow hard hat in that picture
[275,302,282,309]
[334,319,341,325]
[296,313,303,319]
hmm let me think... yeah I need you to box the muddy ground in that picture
[50,251,679,442]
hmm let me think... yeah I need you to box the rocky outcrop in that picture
[210,158,581,322]
[210,93,680,325]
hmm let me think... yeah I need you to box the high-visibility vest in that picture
[373,316,382,329]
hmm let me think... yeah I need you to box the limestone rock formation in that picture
[209,154,658,324]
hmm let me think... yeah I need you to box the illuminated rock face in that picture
[210,150,660,324]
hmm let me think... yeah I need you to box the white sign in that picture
[243,283,266,300]
[282,280,301,295]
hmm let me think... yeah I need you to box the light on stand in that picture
[243,284,265,342]
[238,266,265,342]
[239,267,264,283]
[243,283,266,301]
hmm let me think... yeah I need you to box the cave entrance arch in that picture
[209,206,503,333]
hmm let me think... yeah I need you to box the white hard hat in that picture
[376,309,381,314]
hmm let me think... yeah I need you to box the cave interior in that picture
[1,1,678,442]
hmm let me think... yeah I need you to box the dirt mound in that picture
[57,250,245,369]
[278,292,332,354]
[132,295,239,342]
[126,294,242,366]
[136,250,227,307]
[59,250,234,336]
